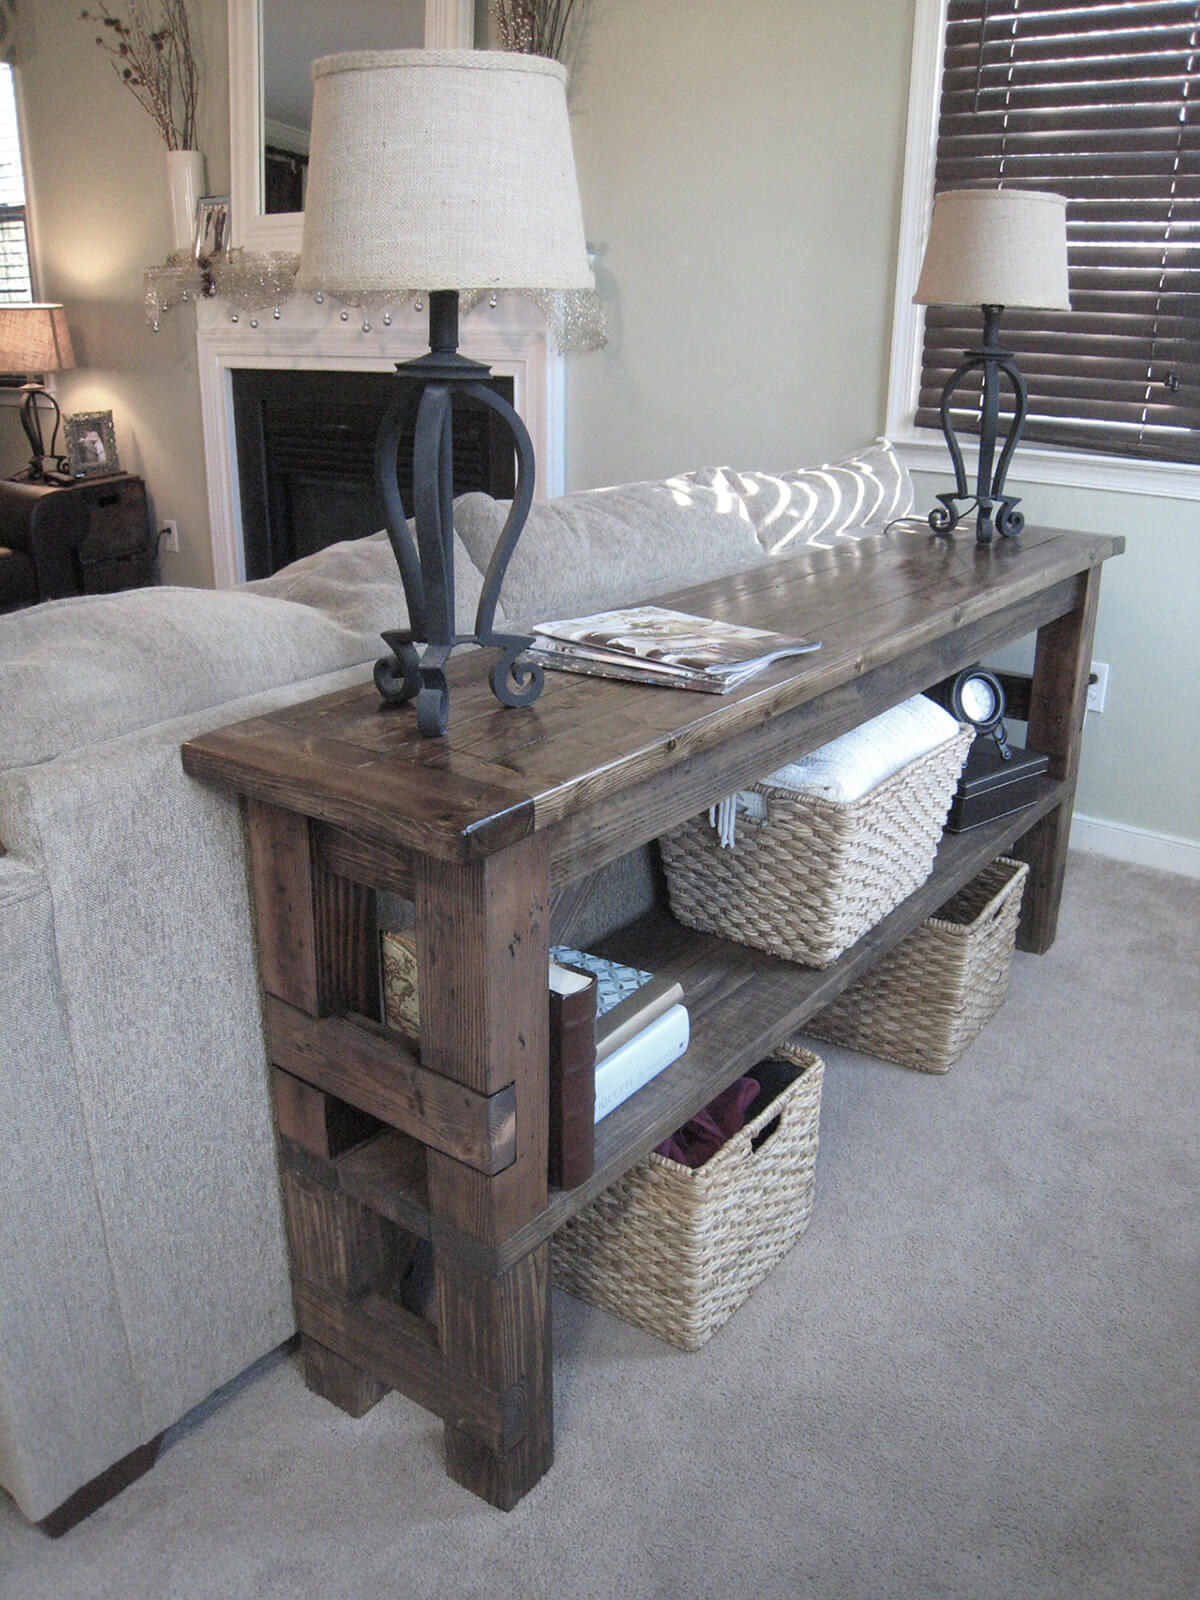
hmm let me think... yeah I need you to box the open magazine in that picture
[525,605,821,693]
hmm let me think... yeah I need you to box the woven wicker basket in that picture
[552,1042,823,1350]
[806,855,1028,1073]
[658,724,974,968]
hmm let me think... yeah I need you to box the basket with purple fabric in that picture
[552,1041,823,1350]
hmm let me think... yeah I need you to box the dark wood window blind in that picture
[918,0,1200,464]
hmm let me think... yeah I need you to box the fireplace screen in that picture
[231,367,517,580]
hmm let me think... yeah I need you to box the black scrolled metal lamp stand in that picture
[928,304,1028,545]
[373,288,544,736]
[16,383,64,482]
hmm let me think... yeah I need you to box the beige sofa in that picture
[0,441,911,1528]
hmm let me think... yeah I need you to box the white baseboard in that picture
[1070,813,1200,880]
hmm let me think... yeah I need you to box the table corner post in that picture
[1014,562,1103,952]
[415,832,555,1508]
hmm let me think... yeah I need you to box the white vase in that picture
[166,149,206,254]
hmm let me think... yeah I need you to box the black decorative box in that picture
[946,739,1050,832]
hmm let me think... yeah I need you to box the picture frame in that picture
[193,194,230,262]
[64,410,120,479]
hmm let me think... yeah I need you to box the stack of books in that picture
[544,945,690,1188]
[549,945,688,1123]
[380,931,689,1192]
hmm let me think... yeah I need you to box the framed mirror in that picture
[228,0,474,254]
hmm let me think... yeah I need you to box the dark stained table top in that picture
[183,524,1123,865]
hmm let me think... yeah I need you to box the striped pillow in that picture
[671,437,913,555]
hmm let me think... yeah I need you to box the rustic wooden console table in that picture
[182,522,1121,1510]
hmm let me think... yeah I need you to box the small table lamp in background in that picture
[914,188,1070,544]
[297,49,594,736]
[0,303,76,482]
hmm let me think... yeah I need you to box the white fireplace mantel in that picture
[196,291,564,589]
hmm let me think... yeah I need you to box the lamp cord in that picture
[973,0,992,115]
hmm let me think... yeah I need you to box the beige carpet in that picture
[3,852,1197,1599]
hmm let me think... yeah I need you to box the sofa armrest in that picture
[0,853,148,1522]
[0,482,84,600]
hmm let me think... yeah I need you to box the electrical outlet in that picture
[160,519,179,554]
[1086,661,1109,714]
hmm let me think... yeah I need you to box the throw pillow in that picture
[675,438,914,556]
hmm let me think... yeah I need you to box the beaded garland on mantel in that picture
[143,249,607,352]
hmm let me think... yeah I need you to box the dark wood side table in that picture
[0,473,155,602]
[183,522,1122,1510]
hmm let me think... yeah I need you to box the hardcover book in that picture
[550,944,685,1063]
[527,605,820,693]
[380,930,420,1046]
[593,1002,690,1122]
[548,961,598,1188]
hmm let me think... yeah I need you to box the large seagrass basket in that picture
[552,1042,823,1350]
[658,724,974,968]
[806,855,1028,1073]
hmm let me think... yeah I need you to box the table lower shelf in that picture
[320,777,1066,1274]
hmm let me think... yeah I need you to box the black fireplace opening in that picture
[232,367,518,580]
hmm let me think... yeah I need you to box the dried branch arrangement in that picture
[80,0,199,150]
[491,0,579,62]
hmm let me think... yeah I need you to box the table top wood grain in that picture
[182,524,1123,866]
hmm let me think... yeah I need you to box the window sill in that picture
[893,427,1200,505]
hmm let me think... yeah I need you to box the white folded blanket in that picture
[764,693,960,801]
[708,694,961,847]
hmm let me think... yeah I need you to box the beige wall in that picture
[5,0,228,587]
[564,0,914,485]
[7,0,1195,850]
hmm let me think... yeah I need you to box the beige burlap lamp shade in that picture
[914,188,1071,311]
[0,304,76,374]
[297,49,594,296]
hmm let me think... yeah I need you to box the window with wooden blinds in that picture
[0,64,31,308]
[918,0,1200,465]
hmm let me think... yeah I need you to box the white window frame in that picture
[0,61,44,411]
[885,0,1200,504]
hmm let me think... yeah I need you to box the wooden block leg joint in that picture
[413,839,555,1508]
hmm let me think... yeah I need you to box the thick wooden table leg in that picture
[415,835,553,1509]
[1015,564,1102,953]
[436,1244,553,1510]
[246,798,394,1415]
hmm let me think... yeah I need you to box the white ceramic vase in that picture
[166,149,206,254]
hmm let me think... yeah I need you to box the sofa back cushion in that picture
[243,527,488,633]
[673,438,913,555]
[0,529,487,772]
[453,478,766,625]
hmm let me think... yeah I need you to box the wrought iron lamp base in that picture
[15,383,64,483]
[372,289,543,736]
[928,304,1028,545]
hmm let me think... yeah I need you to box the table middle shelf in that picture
[310,777,1065,1275]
